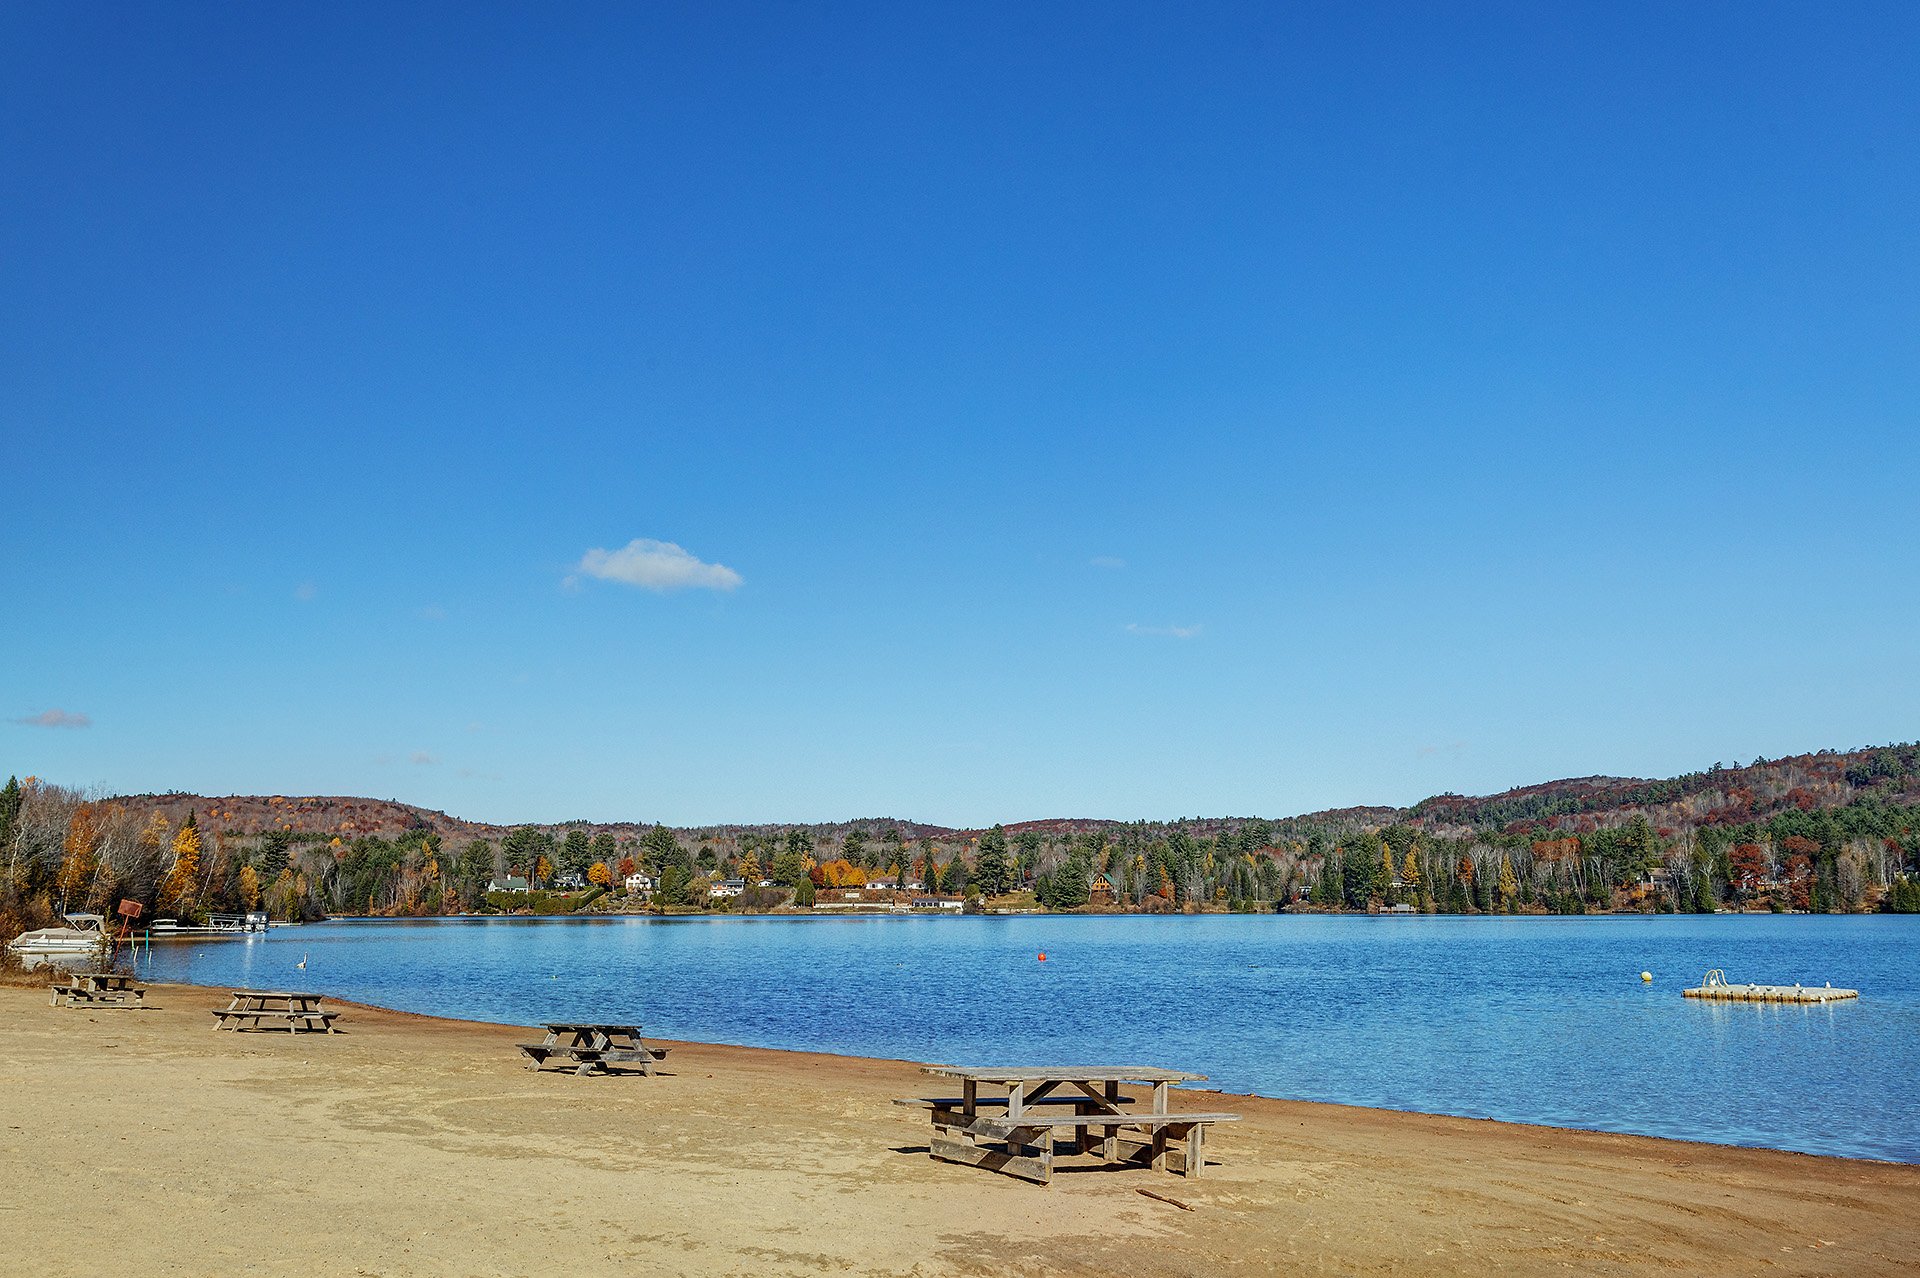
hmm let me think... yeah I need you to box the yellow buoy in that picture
[1640,971,1653,983]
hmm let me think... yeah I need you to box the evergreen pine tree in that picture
[974,825,1013,898]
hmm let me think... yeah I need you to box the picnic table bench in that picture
[50,971,148,1008]
[211,990,339,1033]
[904,1066,1239,1185]
[519,1023,668,1077]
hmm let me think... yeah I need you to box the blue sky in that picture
[4,3,1916,826]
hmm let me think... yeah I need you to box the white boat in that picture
[7,913,109,971]
[149,912,268,936]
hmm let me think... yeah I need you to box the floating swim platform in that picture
[1683,969,1857,1003]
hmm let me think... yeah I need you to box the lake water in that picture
[136,913,1920,1162]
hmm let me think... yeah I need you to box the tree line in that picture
[5,768,1918,951]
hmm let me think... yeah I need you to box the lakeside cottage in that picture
[708,878,746,899]
[487,875,530,894]
[624,872,656,894]
[911,895,965,911]
[1090,872,1119,906]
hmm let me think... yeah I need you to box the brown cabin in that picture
[1090,872,1119,906]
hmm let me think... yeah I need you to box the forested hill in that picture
[8,740,1917,926]
[1409,744,1920,836]
[106,741,1918,844]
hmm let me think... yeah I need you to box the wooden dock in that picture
[1683,969,1857,1003]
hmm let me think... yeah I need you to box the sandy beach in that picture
[3,983,1916,1277]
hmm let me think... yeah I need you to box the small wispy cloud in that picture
[294,582,318,602]
[409,750,439,766]
[1124,623,1202,639]
[464,720,484,734]
[13,708,91,729]
[568,538,743,593]
[1418,741,1469,758]
[1090,556,1127,570]
[457,766,503,782]
[417,604,447,621]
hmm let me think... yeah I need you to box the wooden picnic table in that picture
[518,1022,668,1077]
[211,989,338,1033]
[902,1065,1239,1185]
[50,971,147,1008]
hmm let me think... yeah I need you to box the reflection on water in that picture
[137,912,1920,1162]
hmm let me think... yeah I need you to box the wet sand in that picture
[2,982,1916,1276]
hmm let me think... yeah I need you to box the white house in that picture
[708,878,746,899]
[487,875,530,893]
[624,872,657,895]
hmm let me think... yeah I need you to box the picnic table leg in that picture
[1150,1126,1169,1173]
[1102,1082,1120,1162]
[1007,1081,1025,1121]
[1184,1123,1205,1178]
[962,1077,976,1118]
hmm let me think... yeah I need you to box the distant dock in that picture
[1683,969,1857,1003]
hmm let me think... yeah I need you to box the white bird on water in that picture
[296,953,309,971]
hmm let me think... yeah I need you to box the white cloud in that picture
[294,582,318,602]
[569,538,743,593]
[417,604,447,621]
[1090,556,1126,569]
[13,708,91,729]
[1124,622,1202,639]
[409,750,439,766]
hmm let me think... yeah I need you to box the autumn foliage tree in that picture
[57,804,101,906]
[159,812,202,916]
[588,861,613,888]
[1728,843,1768,895]
[809,858,867,888]
[1496,857,1520,911]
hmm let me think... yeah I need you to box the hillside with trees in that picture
[4,742,1918,949]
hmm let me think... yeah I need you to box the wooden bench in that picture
[929,1111,1240,1183]
[517,1043,669,1076]
[892,1094,1136,1109]
[212,1008,340,1033]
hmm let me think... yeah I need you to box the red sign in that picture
[117,899,144,919]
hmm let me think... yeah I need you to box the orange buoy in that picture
[1038,952,1047,962]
